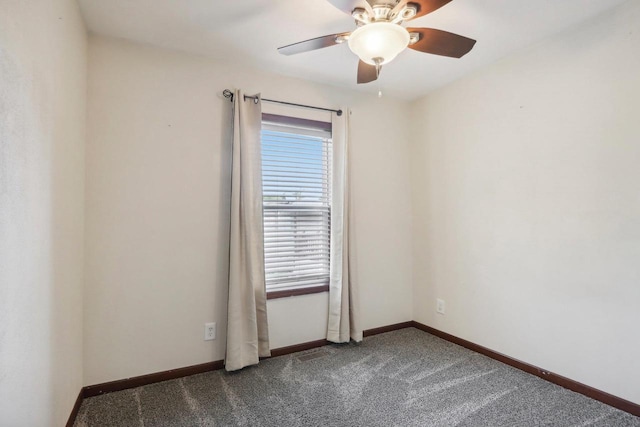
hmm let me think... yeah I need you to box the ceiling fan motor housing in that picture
[355,3,418,23]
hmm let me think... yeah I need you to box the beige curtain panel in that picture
[225,90,270,371]
[327,109,362,343]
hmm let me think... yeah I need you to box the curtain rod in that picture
[223,89,342,116]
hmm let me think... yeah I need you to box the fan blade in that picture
[407,28,476,58]
[357,60,380,84]
[278,33,350,56]
[326,0,372,15]
[393,0,453,20]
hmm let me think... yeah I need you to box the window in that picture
[261,113,332,298]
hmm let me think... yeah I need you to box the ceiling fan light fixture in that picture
[348,22,410,66]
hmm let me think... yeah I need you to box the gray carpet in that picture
[74,328,640,426]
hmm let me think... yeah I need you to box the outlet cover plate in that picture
[436,299,445,315]
[205,322,216,341]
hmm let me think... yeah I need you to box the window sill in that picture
[266,284,329,300]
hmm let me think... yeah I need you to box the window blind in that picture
[261,117,332,291]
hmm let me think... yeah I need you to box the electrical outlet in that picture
[436,299,445,315]
[204,322,216,341]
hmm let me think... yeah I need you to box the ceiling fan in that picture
[277,0,476,84]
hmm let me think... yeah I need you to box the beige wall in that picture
[0,0,87,425]
[410,0,640,404]
[3,0,635,417]
[84,36,414,385]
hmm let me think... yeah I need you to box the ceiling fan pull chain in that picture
[375,58,383,98]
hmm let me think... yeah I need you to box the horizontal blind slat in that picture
[264,243,331,250]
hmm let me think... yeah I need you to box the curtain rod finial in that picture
[223,89,234,102]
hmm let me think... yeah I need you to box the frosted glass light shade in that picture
[348,23,410,65]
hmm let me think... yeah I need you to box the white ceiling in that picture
[78,0,628,100]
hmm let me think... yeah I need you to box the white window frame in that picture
[260,113,332,298]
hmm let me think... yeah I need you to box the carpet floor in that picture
[74,328,640,426]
